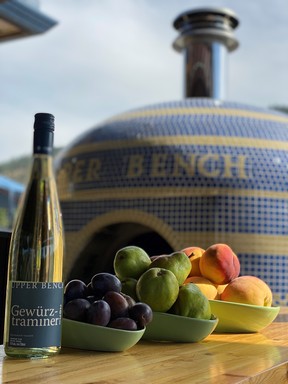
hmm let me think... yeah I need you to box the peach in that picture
[199,243,240,285]
[220,275,273,306]
[181,246,205,277]
[184,276,218,300]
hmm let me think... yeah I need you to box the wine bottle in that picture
[3,113,64,358]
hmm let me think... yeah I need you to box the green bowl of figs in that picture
[142,312,218,342]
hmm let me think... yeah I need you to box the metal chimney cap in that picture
[173,7,239,52]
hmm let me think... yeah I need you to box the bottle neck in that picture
[33,129,54,155]
[30,113,55,181]
[33,112,55,155]
[31,154,54,179]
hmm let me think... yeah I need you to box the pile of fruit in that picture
[181,244,273,306]
[63,242,273,330]
[114,246,212,320]
[63,272,153,331]
[113,243,273,319]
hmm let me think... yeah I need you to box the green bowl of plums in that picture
[61,273,152,352]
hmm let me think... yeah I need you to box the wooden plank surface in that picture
[1,312,288,384]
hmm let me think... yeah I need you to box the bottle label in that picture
[8,281,64,348]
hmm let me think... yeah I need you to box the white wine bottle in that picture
[4,113,64,358]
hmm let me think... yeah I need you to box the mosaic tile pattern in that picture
[56,99,288,305]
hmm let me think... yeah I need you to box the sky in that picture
[0,0,287,163]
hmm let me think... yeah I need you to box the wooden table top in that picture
[1,308,288,384]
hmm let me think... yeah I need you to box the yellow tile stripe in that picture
[107,107,288,123]
[63,229,288,257]
[60,186,288,202]
[64,135,288,157]
[177,231,288,256]
[61,107,288,158]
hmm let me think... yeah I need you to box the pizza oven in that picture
[56,7,288,306]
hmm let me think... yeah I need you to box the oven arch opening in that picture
[66,222,174,283]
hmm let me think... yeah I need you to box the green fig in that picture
[114,246,151,280]
[149,251,191,285]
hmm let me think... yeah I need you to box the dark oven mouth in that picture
[66,222,173,283]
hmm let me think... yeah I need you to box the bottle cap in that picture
[34,113,55,132]
[33,113,55,154]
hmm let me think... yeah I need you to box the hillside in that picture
[0,148,63,185]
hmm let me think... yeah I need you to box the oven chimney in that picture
[173,7,239,100]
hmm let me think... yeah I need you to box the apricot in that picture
[216,284,228,296]
[181,246,205,277]
[199,243,240,285]
[184,276,218,300]
[220,275,273,307]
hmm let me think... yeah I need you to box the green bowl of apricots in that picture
[182,243,281,333]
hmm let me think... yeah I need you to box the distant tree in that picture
[270,105,288,114]
[0,147,62,184]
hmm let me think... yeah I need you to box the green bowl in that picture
[209,300,280,333]
[142,312,218,342]
[62,318,145,352]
